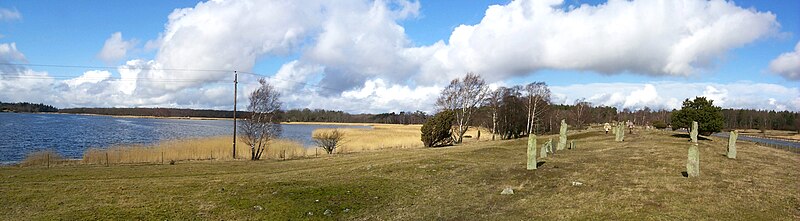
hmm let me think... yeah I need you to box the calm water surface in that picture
[0,113,369,164]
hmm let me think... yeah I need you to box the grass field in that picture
[1,129,798,220]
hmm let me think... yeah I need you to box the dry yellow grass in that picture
[19,150,67,167]
[81,137,309,164]
[313,124,423,153]
[311,124,497,153]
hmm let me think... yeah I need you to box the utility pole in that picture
[233,70,238,159]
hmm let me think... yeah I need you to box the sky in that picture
[0,0,798,114]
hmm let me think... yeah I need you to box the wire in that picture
[238,71,346,92]
[1,62,353,92]
[0,62,232,73]
[1,75,231,83]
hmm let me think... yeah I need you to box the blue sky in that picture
[0,0,798,113]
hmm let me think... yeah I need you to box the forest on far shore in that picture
[1,101,797,133]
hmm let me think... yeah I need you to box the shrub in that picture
[421,110,454,147]
[652,121,667,129]
[313,129,345,154]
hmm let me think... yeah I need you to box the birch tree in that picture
[240,78,282,160]
[485,88,503,140]
[523,82,551,135]
[436,73,489,144]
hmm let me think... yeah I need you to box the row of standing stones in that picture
[526,120,739,179]
[687,121,739,177]
[527,119,572,170]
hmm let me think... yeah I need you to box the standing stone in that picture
[539,139,548,158]
[547,138,554,154]
[557,119,567,150]
[527,135,537,170]
[569,140,575,150]
[727,130,738,159]
[690,121,698,143]
[686,144,700,177]
[619,122,625,142]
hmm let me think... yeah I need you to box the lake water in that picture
[0,113,370,164]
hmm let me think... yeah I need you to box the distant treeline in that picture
[59,107,244,119]
[281,109,428,124]
[721,109,798,131]
[528,106,798,132]
[5,101,798,131]
[520,105,798,132]
[58,107,430,124]
[0,102,58,113]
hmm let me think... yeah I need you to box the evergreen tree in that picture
[671,97,724,136]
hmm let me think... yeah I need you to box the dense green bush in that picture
[670,97,723,136]
[421,110,454,147]
[652,121,667,129]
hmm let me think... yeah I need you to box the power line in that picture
[0,62,232,73]
[238,71,347,93]
[1,75,231,83]
[1,62,353,92]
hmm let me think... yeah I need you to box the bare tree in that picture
[312,129,345,154]
[240,78,282,160]
[436,73,489,144]
[485,88,503,140]
[523,82,551,135]
[572,98,591,128]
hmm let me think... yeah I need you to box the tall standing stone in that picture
[690,121,698,143]
[615,122,625,142]
[686,144,700,177]
[547,138,554,154]
[527,135,537,170]
[727,130,738,159]
[557,119,567,150]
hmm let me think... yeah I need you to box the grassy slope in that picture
[1,129,798,220]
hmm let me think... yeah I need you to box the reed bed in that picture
[81,137,309,165]
[27,123,493,166]
[19,150,67,167]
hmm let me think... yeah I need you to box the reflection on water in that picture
[0,113,369,164]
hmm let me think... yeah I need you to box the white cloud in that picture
[97,32,137,63]
[551,81,800,111]
[0,43,56,103]
[414,0,778,83]
[269,61,323,92]
[64,70,112,87]
[282,78,442,113]
[0,42,27,78]
[0,42,25,61]
[769,41,800,81]
[0,8,21,21]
